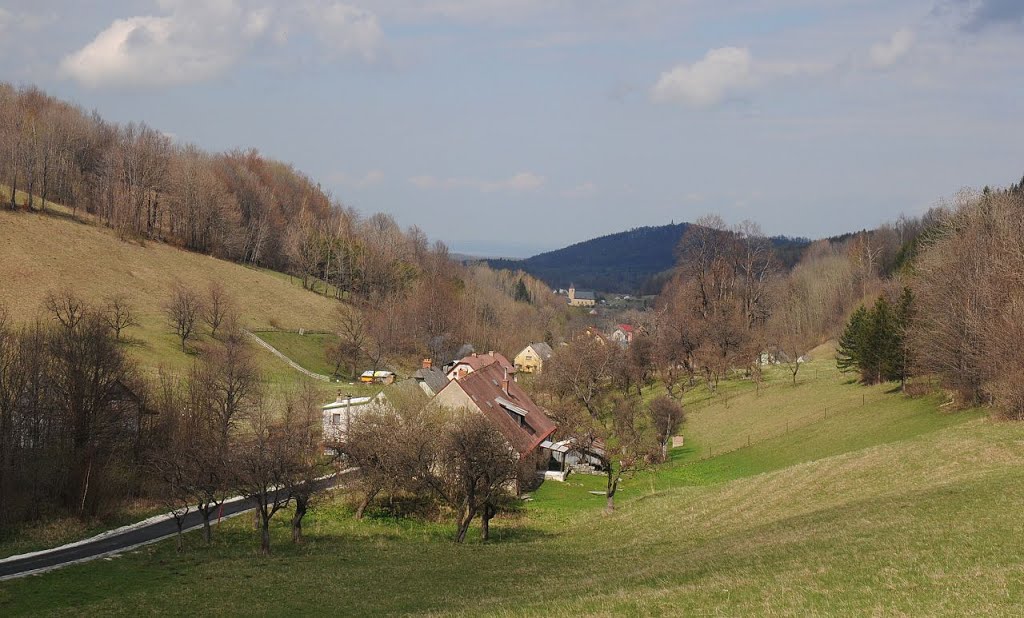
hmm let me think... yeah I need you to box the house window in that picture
[332,413,342,425]
[505,409,525,427]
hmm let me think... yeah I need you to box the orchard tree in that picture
[165,285,203,352]
[541,339,657,512]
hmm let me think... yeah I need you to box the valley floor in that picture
[2,362,1021,616]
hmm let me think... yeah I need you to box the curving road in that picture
[0,472,350,581]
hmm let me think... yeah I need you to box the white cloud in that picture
[303,1,384,61]
[60,1,384,88]
[330,169,386,187]
[652,47,755,107]
[561,182,597,198]
[60,15,239,87]
[651,45,836,107]
[869,28,915,68]
[410,171,544,192]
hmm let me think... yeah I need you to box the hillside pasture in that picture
[1,364,1014,615]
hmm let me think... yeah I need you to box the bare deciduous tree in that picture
[203,280,233,339]
[44,290,88,331]
[648,396,685,462]
[102,294,139,341]
[427,411,518,543]
[165,285,203,352]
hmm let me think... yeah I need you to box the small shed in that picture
[359,370,396,384]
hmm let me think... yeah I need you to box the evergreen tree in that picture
[837,305,868,375]
[837,293,915,385]
[868,296,897,384]
[892,287,914,389]
[513,278,531,304]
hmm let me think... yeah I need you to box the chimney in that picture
[336,389,344,403]
[488,350,495,357]
[422,358,432,369]
[501,367,510,397]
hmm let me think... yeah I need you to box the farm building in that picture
[359,370,396,384]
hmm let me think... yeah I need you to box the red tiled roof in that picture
[451,363,556,455]
[450,352,515,374]
[617,324,634,332]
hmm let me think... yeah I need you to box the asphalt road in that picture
[0,474,348,581]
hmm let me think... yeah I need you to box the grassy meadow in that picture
[254,330,343,378]
[3,360,1020,616]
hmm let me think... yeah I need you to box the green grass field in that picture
[253,330,344,378]
[3,361,1018,616]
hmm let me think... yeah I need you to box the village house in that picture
[412,358,449,397]
[322,379,432,446]
[567,284,596,307]
[609,324,635,346]
[321,392,375,445]
[430,363,557,466]
[445,351,516,381]
[514,342,554,374]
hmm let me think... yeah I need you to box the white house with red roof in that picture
[610,324,635,346]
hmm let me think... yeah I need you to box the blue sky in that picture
[1,0,1022,257]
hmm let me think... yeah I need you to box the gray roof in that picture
[574,290,596,300]
[379,378,431,407]
[529,342,554,360]
[413,367,449,395]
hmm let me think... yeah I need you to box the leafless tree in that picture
[648,396,685,462]
[203,280,233,339]
[540,339,656,512]
[280,384,329,543]
[911,189,1024,417]
[148,371,193,552]
[44,290,89,331]
[328,304,367,378]
[102,294,139,341]
[427,411,518,543]
[233,403,299,555]
[165,285,203,352]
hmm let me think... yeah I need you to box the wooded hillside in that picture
[487,222,809,294]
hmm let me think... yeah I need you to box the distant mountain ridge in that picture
[484,223,809,294]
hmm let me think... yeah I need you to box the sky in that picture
[1,1,1022,257]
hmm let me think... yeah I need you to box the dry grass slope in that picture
[0,210,338,376]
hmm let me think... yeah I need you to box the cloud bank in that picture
[61,1,384,88]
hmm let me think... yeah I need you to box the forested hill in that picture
[485,223,809,294]
[485,224,688,294]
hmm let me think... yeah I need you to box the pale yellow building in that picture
[514,342,554,373]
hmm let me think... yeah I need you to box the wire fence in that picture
[684,365,882,462]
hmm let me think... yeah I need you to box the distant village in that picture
[322,319,641,483]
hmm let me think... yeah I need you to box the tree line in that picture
[0,289,329,554]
